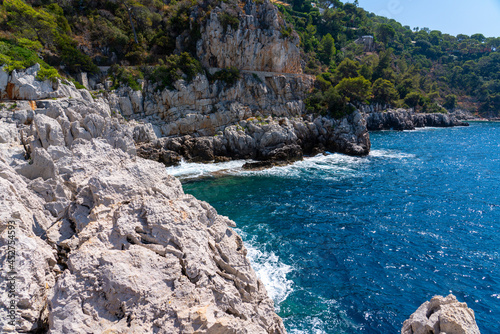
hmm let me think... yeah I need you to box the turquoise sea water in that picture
[179,122,500,333]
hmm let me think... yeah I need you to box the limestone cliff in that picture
[108,71,313,138]
[362,107,469,131]
[0,85,285,333]
[196,0,302,73]
[137,110,370,166]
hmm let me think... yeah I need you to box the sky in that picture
[346,0,500,37]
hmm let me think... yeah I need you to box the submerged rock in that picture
[401,294,481,334]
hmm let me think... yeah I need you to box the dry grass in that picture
[270,0,290,6]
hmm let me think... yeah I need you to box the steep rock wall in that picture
[103,0,312,144]
[137,110,371,165]
[365,108,469,131]
[196,0,302,73]
[0,94,286,333]
[107,72,314,138]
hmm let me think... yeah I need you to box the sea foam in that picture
[236,229,294,311]
[165,159,251,179]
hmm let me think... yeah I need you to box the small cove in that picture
[178,122,500,333]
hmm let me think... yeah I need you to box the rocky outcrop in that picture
[365,108,469,131]
[101,0,312,143]
[196,0,302,74]
[137,110,370,165]
[401,294,481,334]
[107,71,313,138]
[0,64,91,101]
[451,109,480,121]
[0,96,286,333]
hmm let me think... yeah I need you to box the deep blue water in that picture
[181,122,500,333]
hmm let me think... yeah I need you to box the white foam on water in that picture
[246,245,294,311]
[168,150,414,182]
[165,159,251,179]
[369,149,416,159]
[240,153,366,180]
[404,126,446,132]
[288,317,327,334]
[236,230,293,312]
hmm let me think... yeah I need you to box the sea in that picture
[168,122,500,333]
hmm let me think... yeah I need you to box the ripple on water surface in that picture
[179,122,500,334]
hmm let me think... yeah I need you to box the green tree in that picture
[4,0,58,46]
[372,78,399,105]
[397,78,414,99]
[318,33,336,63]
[335,58,360,80]
[372,49,393,81]
[443,94,457,110]
[335,76,372,103]
[404,91,422,110]
[377,24,395,44]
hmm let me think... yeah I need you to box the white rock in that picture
[401,294,481,334]
[0,121,18,144]
[33,114,65,148]
[16,147,57,181]
[119,96,134,116]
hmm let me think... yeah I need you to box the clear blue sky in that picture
[346,0,500,37]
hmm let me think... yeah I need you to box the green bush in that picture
[422,102,447,114]
[210,67,240,87]
[56,35,99,74]
[0,39,60,81]
[404,91,422,109]
[280,26,293,39]
[372,78,399,105]
[305,87,352,119]
[109,65,144,91]
[36,67,60,82]
[335,76,372,104]
[147,52,202,90]
[443,94,457,110]
[219,12,239,33]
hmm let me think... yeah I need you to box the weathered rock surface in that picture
[0,96,286,333]
[101,0,311,142]
[401,294,481,334]
[451,109,479,121]
[137,110,370,165]
[0,64,90,101]
[365,108,469,131]
[107,71,314,138]
[196,0,302,73]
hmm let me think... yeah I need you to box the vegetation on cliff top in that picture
[279,0,500,117]
[0,0,498,117]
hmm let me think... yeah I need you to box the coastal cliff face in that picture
[99,0,372,161]
[363,108,469,131]
[0,75,285,332]
[137,110,370,166]
[196,0,302,73]
[104,0,309,142]
[108,71,314,138]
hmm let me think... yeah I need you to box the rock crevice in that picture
[0,89,286,333]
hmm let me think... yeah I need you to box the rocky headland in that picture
[0,0,482,332]
[362,106,469,131]
[0,66,482,334]
[0,77,286,332]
